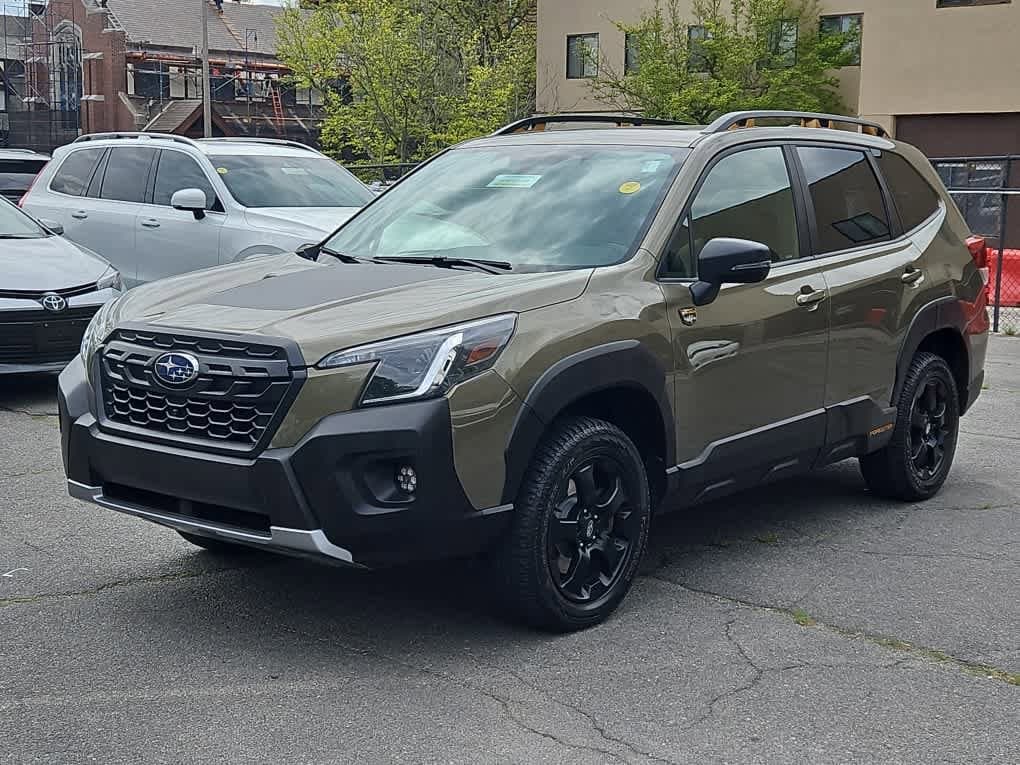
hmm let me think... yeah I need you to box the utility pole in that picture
[200,0,212,137]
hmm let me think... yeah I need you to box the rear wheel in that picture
[177,531,256,555]
[860,352,959,501]
[497,417,651,631]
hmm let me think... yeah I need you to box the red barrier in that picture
[987,249,1020,307]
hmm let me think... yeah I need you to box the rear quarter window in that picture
[49,148,105,196]
[876,151,942,232]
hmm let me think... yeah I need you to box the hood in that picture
[1,235,111,291]
[244,207,361,238]
[113,255,591,365]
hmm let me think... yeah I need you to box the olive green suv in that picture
[59,111,990,631]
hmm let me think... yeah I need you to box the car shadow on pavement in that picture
[120,462,880,644]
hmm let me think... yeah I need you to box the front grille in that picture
[99,328,296,452]
[0,305,98,365]
[0,284,99,300]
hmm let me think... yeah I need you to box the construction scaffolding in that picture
[1,0,82,150]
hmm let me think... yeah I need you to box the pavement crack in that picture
[0,566,249,607]
[259,618,634,762]
[642,573,1020,686]
[486,661,680,765]
[1,466,62,480]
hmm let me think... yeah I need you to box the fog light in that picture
[396,465,417,493]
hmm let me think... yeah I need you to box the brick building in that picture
[3,0,325,152]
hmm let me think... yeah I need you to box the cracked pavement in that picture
[1,338,1018,764]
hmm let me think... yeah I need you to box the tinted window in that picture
[799,147,890,253]
[0,159,47,198]
[877,151,941,231]
[153,151,216,208]
[668,146,800,275]
[100,147,156,203]
[49,148,104,196]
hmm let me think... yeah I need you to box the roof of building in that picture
[104,0,296,57]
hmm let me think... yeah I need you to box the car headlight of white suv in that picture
[317,314,517,406]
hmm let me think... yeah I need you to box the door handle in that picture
[140,219,161,229]
[71,211,88,220]
[796,288,827,307]
[901,268,924,285]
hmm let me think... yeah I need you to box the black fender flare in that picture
[892,296,970,406]
[501,340,675,504]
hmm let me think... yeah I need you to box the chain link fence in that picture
[933,156,1020,335]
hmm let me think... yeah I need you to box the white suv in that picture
[21,134,374,287]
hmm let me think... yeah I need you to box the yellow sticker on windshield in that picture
[619,181,641,194]
[216,167,229,174]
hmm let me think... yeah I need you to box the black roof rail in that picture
[704,111,890,139]
[493,113,693,136]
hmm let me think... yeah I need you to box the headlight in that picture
[80,298,120,385]
[96,268,122,291]
[317,314,516,406]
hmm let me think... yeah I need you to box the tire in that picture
[860,352,960,501]
[496,416,651,632]
[177,531,256,555]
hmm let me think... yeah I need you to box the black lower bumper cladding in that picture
[58,356,511,568]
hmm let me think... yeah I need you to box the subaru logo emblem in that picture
[153,352,200,387]
[40,293,67,313]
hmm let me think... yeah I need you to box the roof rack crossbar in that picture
[72,132,202,147]
[493,113,692,136]
[196,137,321,154]
[704,111,890,138]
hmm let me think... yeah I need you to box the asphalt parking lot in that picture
[1,339,1017,764]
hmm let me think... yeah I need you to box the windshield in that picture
[0,159,47,198]
[209,154,374,209]
[324,144,689,272]
[0,196,46,238]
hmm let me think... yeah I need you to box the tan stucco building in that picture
[537,0,1020,157]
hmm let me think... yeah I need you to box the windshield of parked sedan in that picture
[0,196,46,238]
[208,154,375,209]
[323,144,689,271]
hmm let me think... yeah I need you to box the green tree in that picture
[276,0,536,162]
[590,0,858,124]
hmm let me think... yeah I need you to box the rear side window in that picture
[99,147,156,203]
[49,148,104,196]
[876,151,941,231]
[153,151,217,208]
[0,159,47,196]
[798,146,891,254]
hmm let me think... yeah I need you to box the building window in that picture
[688,26,710,72]
[625,32,640,74]
[769,19,798,67]
[820,14,862,65]
[566,33,599,79]
[936,1,1011,7]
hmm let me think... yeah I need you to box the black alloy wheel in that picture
[497,416,651,631]
[860,352,960,501]
[547,457,642,603]
[908,376,951,481]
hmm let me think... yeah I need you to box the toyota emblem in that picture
[40,293,68,313]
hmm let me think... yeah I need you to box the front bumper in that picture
[58,356,512,568]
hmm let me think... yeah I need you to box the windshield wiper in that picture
[301,243,369,264]
[0,234,41,239]
[372,254,513,274]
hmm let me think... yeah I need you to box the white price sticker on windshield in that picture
[280,167,309,176]
[487,174,542,189]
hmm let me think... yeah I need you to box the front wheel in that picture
[496,417,651,632]
[860,352,960,501]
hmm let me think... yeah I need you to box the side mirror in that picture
[170,188,208,220]
[38,218,64,235]
[689,237,773,306]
